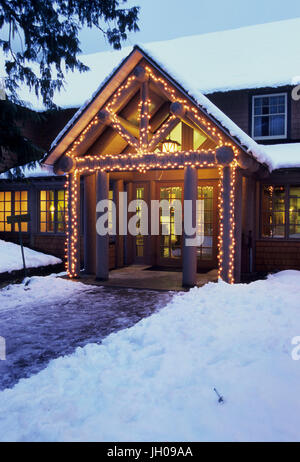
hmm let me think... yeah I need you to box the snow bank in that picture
[1,271,300,441]
[0,240,61,274]
[0,273,92,312]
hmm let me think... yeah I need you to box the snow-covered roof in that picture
[9,17,300,111]
[0,163,58,179]
[47,45,272,168]
[262,143,300,171]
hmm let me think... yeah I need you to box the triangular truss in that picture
[67,62,225,159]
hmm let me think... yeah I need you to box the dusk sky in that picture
[78,0,300,54]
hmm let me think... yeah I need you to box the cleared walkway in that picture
[79,265,218,291]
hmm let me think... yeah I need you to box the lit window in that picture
[0,191,28,232]
[108,190,114,236]
[197,186,214,260]
[289,187,300,238]
[261,185,300,239]
[160,186,182,259]
[0,191,12,232]
[40,190,66,233]
[136,187,144,257]
[14,191,28,232]
[252,94,287,140]
[262,185,285,238]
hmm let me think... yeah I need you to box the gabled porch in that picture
[45,47,268,287]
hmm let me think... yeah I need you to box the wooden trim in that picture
[148,116,180,151]
[139,79,149,148]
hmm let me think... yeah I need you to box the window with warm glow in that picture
[160,186,182,259]
[261,185,300,239]
[197,186,214,260]
[136,187,144,257]
[40,190,66,233]
[0,191,12,232]
[14,191,28,232]
[0,190,28,232]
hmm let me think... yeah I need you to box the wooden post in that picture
[84,173,96,274]
[124,181,133,265]
[219,166,231,282]
[96,171,109,280]
[148,180,157,266]
[67,171,81,277]
[140,79,149,150]
[114,179,124,267]
[234,168,243,283]
[182,166,198,287]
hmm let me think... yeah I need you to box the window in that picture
[252,93,287,140]
[160,186,182,259]
[0,191,12,232]
[14,191,28,232]
[289,187,300,238]
[197,186,214,260]
[0,191,28,232]
[261,185,300,239]
[108,189,114,237]
[40,190,66,233]
[136,187,144,257]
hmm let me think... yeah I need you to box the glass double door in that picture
[157,181,217,269]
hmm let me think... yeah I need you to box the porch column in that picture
[96,171,109,281]
[84,173,96,274]
[182,166,198,287]
[67,171,81,277]
[219,166,232,283]
[114,179,124,267]
[148,180,157,266]
[124,181,134,265]
[234,168,243,283]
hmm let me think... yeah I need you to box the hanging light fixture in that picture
[161,136,180,153]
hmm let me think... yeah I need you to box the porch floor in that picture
[78,265,218,291]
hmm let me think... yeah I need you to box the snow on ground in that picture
[0,271,300,442]
[0,274,171,390]
[0,239,61,273]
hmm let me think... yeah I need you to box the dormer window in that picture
[252,93,287,140]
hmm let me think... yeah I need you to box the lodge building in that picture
[1,19,300,286]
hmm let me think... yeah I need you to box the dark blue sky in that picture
[78,0,300,54]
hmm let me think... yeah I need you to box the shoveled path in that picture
[0,285,172,391]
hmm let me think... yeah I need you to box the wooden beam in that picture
[149,101,170,132]
[140,78,149,149]
[133,65,149,82]
[182,123,193,151]
[237,151,260,172]
[170,102,220,145]
[107,76,140,114]
[110,114,140,150]
[98,109,140,150]
[148,115,180,151]
[77,150,216,172]
[87,125,128,157]
[117,115,140,138]
[149,76,176,102]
